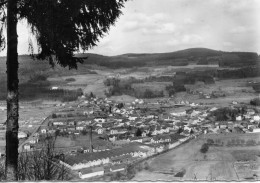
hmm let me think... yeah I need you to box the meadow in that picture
[133,134,260,181]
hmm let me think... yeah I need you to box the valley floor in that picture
[133,136,260,181]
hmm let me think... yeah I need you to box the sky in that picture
[0,0,260,56]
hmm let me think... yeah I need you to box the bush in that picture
[29,73,48,82]
[65,78,76,82]
[250,98,260,106]
[143,162,150,170]
[174,169,186,177]
[200,143,209,153]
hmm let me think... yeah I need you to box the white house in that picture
[94,118,106,123]
[109,136,116,142]
[23,144,32,151]
[18,131,28,139]
[0,106,6,111]
[53,121,64,126]
[253,115,260,121]
[236,116,242,121]
[41,128,47,134]
[51,86,59,90]
[129,116,138,121]
[110,164,126,173]
[97,128,104,135]
[171,111,186,117]
[252,128,260,133]
[76,126,85,131]
[29,137,38,144]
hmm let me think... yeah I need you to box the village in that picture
[13,94,260,180]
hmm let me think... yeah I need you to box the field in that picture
[133,134,260,181]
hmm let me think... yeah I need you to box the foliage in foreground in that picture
[0,136,72,181]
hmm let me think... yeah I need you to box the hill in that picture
[79,48,259,68]
[0,48,259,77]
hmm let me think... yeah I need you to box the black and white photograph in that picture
[0,0,259,181]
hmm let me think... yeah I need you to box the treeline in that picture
[250,98,260,106]
[104,78,164,98]
[217,67,260,79]
[174,71,215,85]
[0,73,83,101]
[220,52,259,67]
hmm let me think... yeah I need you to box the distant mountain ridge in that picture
[75,48,259,68]
[0,48,259,69]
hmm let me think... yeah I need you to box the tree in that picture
[200,143,209,153]
[0,0,127,180]
[135,128,142,137]
[117,102,124,109]
[17,136,71,180]
[90,92,95,98]
[143,89,153,98]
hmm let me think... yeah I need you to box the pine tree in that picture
[0,0,127,180]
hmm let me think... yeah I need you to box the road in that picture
[18,115,51,152]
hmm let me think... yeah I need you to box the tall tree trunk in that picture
[6,0,18,180]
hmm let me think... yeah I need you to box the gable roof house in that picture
[61,144,149,170]
[18,131,28,139]
[110,164,126,173]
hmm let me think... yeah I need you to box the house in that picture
[109,136,116,142]
[129,115,139,121]
[110,164,126,173]
[181,130,190,136]
[48,127,57,134]
[78,167,104,179]
[68,121,76,126]
[96,127,104,135]
[110,129,118,135]
[171,111,186,117]
[76,126,85,131]
[110,155,131,164]
[209,107,218,112]
[130,137,143,143]
[161,126,170,133]
[52,121,64,126]
[74,130,80,135]
[151,137,160,144]
[236,116,242,121]
[58,125,68,132]
[18,131,28,139]
[141,131,147,137]
[253,115,260,121]
[29,138,38,144]
[190,110,201,117]
[41,127,47,134]
[247,109,255,115]
[23,144,33,151]
[252,128,260,133]
[51,86,59,90]
[94,117,106,123]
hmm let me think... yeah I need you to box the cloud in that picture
[182,34,204,45]
[184,18,195,25]
[122,12,176,35]
[223,42,232,47]
[230,26,253,34]
[166,34,204,47]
